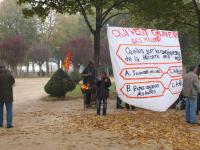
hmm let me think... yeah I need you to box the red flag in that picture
[64,49,72,71]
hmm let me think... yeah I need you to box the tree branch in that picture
[75,0,95,34]
[100,0,103,14]
[192,0,200,16]
[176,20,198,28]
[102,12,130,27]
[102,0,125,21]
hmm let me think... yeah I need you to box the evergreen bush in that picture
[44,69,75,97]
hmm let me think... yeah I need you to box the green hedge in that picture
[44,69,75,97]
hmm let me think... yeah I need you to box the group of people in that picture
[81,62,200,124]
[81,61,135,115]
[2,61,200,128]
[81,61,111,116]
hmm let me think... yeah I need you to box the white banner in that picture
[107,26,183,112]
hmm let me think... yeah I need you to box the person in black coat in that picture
[0,65,15,128]
[95,71,111,116]
[81,61,96,106]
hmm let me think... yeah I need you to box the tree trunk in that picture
[198,17,200,63]
[11,65,17,77]
[192,0,200,62]
[50,61,53,74]
[32,62,35,75]
[19,64,23,77]
[26,62,29,76]
[61,59,64,67]
[39,63,42,77]
[46,59,49,76]
[94,30,101,67]
[94,4,101,67]
[57,59,60,69]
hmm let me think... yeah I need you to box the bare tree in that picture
[28,43,50,76]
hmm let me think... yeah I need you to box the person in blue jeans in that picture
[95,71,111,116]
[183,66,200,125]
[0,65,15,128]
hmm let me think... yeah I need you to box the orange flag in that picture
[64,49,72,71]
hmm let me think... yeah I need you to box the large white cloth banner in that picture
[107,26,183,112]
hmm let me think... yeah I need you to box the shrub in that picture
[44,69,75,97]
[69,71,82,84]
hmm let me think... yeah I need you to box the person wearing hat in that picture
[81,60,96,107]
[0,65,15,128]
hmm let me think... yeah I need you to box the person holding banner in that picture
[183,66,200,125]
[95,71,111,116]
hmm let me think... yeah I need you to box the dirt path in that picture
[14,78,48,104]
[0,78,200,150]
[0,78,134,150]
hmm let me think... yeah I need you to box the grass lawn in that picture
[67,84,83,98]
[67,83,116,99]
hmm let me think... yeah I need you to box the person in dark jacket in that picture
[81,61,96,106]
[0,65,15,128]
[183,65,200,124]
[95,71,111,116]
[196,64,200,115]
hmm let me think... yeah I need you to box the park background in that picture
[1,0,200,150]
[0,0,199,77]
